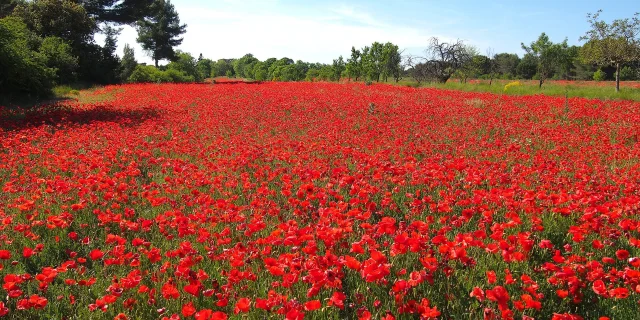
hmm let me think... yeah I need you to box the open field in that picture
[1,82,640,319]
[386,79,640,102]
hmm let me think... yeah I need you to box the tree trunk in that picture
[615,63,620,92]
[539,78,543,88]
[155,59,159,68]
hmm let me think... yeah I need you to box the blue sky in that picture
[98,0,638,64]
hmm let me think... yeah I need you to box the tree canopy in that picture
[579,10,640,91]
[136,0,186,67]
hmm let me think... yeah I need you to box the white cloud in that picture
[96,2,456,65]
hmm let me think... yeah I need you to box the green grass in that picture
[388,79,640,101]
[1,83,101,109]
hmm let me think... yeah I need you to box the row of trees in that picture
[121,40,403,84]
[403,12,640,91]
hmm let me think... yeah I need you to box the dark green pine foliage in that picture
[77,0,153,24]
[136,0,186,67]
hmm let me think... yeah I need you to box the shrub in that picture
[620,66,636,81]
[593,69,606,81]
[0,17,56,96]
[128,65,194,83]
[127,65,156,83]
[503,81,522,92]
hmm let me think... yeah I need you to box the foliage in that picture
[516,53,538,79]
[619,65,638,80]
[211,59,234,78]
[120,44,137,82]
[0,0,24,18]
[345,46,362,80]
[167,51,200,81]
[381,42,402,82]
[12,0,96,46]
[522,33,569,87]
[0,16,54,96]
[39,36,78,84]
[196,57,213,81]
[593,68,607,81]
[77,0,153,24]
[579,10,640,91]
[331,56,345,81]
[10,0,121,85]
[233,53,259,79]
[127,64,193,83]
[494,53,520,79]
[136,0,186,67]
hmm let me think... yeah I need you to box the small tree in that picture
[579,10,640,92]
[486,48,496,85]
[381,42,402,82]
[167,50,199,81]
[521,33,568,88]
[136,0,186,67]
[331,56,345,81]
[120,43,137,81]
[417,37,474,83]
[196,57,213,81]
[345,46,361,81]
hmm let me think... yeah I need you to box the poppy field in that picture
[1,82,640,319]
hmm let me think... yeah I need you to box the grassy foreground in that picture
[388,78,640,101]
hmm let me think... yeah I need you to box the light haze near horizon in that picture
[96,0,637,65]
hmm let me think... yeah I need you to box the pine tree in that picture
[136,0,186,67]
[120,44,137,81]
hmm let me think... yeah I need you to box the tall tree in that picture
[120,43,137,81]
[522,33,568,88]
[381,42,402,82]
[331,55,345,81]
[579,10,640,92]
[196,57,213,81]
[136,0,186,67]
[362,42,384,82]
[345,46,361,81]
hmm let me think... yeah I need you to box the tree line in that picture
[1,0,185,97]
[2,1,639,97]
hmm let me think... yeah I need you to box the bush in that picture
[620,66,636,81]
[503,81,522,92]
[39,36,78,84]
[0,17,55,96]
[128,65,194,83]
[164,68,194,82]
[593,69,606,81]
[127,65,156,83]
